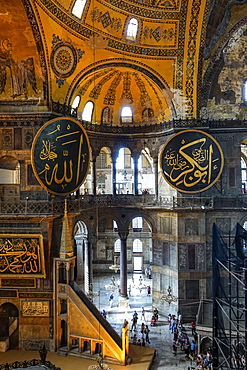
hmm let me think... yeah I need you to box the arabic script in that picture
[0,236,42,275]
[161,131,224,193]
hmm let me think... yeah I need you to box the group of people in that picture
[168,312,216,369]
[130,308,151,347]
[168,312,200,364]
[150,307,159,326]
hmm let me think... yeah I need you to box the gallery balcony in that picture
[0,193,245,216]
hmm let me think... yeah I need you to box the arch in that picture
[74,220,89,284]
[201,20,247,110]
[0,302,19,350]
[102,106,113,124]
[0,302,18,317]
[128,215,153,274]
[133,238,143,252]
[114,238,121,253]
[96,147,112,194]
[68,60,170,100]
[200,336,212,354]
[116,147,133,194]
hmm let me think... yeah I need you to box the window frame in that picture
[126,17,139,42]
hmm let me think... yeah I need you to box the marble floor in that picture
[91,272,196,370]
[0,273,197,370]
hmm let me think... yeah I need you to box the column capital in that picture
[118,230,129,240]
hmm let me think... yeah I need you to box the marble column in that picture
[75,238,83,283]
[154,156,159,199]
[132,154,139,196]
[118,230,129,297]
[112,151,118,195]
[84,238,92,294]
[92,156,97,196]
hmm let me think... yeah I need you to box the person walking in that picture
[147,285,151,296]
[101,309,107,319]
[144,325,150,343]
[190,321,196,335]
[141,307,145,321]
[172,340,178,356]
[109,293,114,308]
[141,322,145,337]
[128,285,131,296]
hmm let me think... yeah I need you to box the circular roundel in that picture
[50,42,78,78]
[31,117,90,196]
[159,129,224,193]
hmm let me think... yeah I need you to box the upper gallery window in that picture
[72,0,87,18]
[102,106,113,124]
[82,101,94,122]
[132,217,143,229]
[243,80,247,102]
[121,106,133,123]
[126,18,138,41]
[71,95,81,115]
[114,239,121,252]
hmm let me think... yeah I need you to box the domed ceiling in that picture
[0,0,247,123]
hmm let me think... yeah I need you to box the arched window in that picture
[132,217,143,229]
[243,80,247,102]
[114,239,121,252]
[82,101,94,122]
[102,107,113,124]
[71,95,81,115]
[72,0,87,18]
[241,157,247,193]
[133,239,143,252]
[126,18,138,41]
[121,106,133,123]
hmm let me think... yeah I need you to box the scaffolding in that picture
[212,223,247,369]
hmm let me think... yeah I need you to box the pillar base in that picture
[118,296,129,311]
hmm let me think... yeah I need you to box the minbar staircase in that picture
[55,277,129,366]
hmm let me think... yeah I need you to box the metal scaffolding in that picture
[212,223,247,369]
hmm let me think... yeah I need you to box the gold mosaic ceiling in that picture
[1,0,246,123]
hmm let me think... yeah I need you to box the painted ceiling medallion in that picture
[50,36,84,86]
[160,130,224,193]
[51,42,77,78]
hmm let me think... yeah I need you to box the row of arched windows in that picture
[114,238,143,252]
[71,97,154,124]
[72,0,139,41]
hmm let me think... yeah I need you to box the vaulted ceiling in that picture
[0,0,247,124]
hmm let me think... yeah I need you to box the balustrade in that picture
[0,195,246,215]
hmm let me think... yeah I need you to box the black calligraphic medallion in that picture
[160,130,224,193]
[31,117,90,196]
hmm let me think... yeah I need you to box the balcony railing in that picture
[0,195,246,215]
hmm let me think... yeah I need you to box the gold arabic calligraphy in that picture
[163,138,220,188]
[38,124,87,189]
[0,238,40,274]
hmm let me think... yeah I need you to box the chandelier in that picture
[161,286,177,305]
[87,283,99,302]
[88,354,115,370]
[105,275,119,292]
[109,255,120,273]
